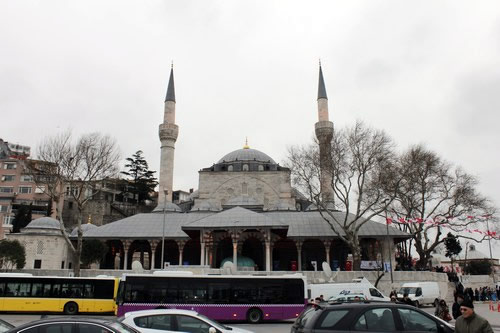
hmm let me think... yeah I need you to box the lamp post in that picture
[382,199,393,284]
[160,189,168,269]
[486,217,496,283]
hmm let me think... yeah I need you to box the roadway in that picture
[1,303,500,333]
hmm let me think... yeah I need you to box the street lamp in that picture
[160,189,168,269]
[486,217,496,283]
[382,199,394,284]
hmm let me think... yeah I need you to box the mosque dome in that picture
[218,148,276,164]
[24,217,60,230]
[221,255,255,267]
[70,223,98,237]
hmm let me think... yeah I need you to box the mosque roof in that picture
[24,217,60,230]
[79,208,410,240]
[184,207,287,229]
[79,212,214,239]
[217,148,276,164]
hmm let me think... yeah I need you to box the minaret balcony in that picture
[315,121,334,138]
[159,123,179,141]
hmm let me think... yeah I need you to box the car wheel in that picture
[64,302,78,315]
[414,301,420,308]
[247,308,262,324]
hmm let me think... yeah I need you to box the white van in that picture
[397,282,440,307]
[309,277,390,302]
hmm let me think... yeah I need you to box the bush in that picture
[0,239,26,270]
[464,260,492,275]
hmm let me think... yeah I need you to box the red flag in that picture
[386,217,393,225]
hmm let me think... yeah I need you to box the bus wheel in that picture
[64,302,79,315]
[246,308,262,324]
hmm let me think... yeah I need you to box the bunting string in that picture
[385,214,497,238]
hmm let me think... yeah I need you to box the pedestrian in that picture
[434,299,452,322]
[475,288,480,302]
[402,293,416,307]
[455,300,493,333]
[390,295,397,302]
[452,294,464,320]
[319,294,325,302]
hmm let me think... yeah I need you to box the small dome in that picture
[218,148,276,164]
[152,201,182,213]
[70,223,98,237]
[25,217,60,230]
[221,255,255,267]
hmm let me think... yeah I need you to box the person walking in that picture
[452,294,464,320]
[455,300,493,333]
[434,299,452,322]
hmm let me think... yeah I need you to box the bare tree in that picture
[389,144,493,269]
[27,131,120,276]
[287,121,399,270]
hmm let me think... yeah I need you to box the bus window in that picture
[207,283,230,303]
[6,282,31,297]
[32,283,44,297]
[84,284,94,298]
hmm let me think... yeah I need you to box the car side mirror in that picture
[209,327,217,333]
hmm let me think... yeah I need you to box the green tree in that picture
[0,239,26,270]
[444,232,462,273]
[121,150,158,204]
[81,240,108,267]
[465,260,492,275]
[11,204,32,233]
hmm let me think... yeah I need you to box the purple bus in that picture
[116,272,307,323]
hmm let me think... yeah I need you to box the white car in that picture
[119,309,255,333]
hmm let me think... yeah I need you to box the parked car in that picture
[5,317,138,333]
[397,282,441,307]
[291,301,454,333]
[0,319,13,333]
[119,309,255,333]
[328,293,366,302]
[309,278,390,302]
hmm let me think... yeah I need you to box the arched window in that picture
[242,164,249,171]
[258,165,264,171]
[228,165,233,172]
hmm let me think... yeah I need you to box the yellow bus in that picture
[0,273,118,315]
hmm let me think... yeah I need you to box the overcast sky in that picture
[1,1,499,258]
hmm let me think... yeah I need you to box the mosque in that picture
[14,66,409,272]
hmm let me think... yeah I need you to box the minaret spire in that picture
[314,62,335,207]
[165,65,176,103]
[157,65,179,208]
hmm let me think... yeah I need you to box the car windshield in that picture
[399,287,417,294]
[197,314,229,330]
[0,320,13,333]
[108,321,139,333]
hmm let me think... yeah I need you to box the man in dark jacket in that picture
[452,294,464,320]
[455,300,493,333]
[402,293,416,307]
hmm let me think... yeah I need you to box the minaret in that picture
[158,65,178,205]
[315,63,335,206]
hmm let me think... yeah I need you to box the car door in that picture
[351,307,400,332]
[173,315,213,333]
[127,314,176,333]
[395,308,452,333]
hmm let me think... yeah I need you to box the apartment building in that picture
[0,139,54,238]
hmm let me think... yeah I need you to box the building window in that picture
[228,165,233,172]
[18,186,32,194]
[242,164,249,171]
[0,187,14,193]
[20,175,33,182]
[35,186,45,194]
[3,163,16,170]
[0,205,7,212]
[34,260,42,269]
[37,241,44,254]
[3,215,14,225]
[1,175,15,182]
[61,261,65,269]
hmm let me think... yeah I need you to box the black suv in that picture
[291,301,454,333]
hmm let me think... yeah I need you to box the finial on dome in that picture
[243,137,250,149]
